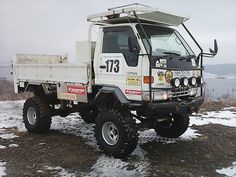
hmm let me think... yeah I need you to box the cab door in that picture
[95,26,143,101]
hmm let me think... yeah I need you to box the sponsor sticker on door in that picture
[67,86,86,95]
[126,76,141,86]
[125,89,141,95]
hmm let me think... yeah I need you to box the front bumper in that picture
[147,96,204,114]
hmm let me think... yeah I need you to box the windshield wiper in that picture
[153,54,179,60]
[179,55,196,61]
[163,51,181,56]
[153,54,196,62]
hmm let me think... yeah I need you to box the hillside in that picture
[205,64,236,75]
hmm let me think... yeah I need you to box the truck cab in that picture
[95,23,201,102]
[13,3,218,158]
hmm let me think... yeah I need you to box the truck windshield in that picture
[136,25,197,68]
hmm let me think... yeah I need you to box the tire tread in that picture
[95,110,138,158]
[23,96,51,133]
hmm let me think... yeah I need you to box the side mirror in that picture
[128,36,140,53]
[209,39,218,56]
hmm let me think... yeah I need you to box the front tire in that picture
[155,113,189,138]
[95,110,138,158]
[23,96,52,133]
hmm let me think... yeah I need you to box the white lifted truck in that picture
[13,4,218,158]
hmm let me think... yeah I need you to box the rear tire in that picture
[95,110,138,158]
[79,107,98,123]
[23,96,51,133]
[155,113,189,138]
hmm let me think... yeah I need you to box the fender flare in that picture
[94,86,130,105]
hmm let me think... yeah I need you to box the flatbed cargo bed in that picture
[13,54,90,93]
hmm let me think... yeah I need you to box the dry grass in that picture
[0,80,32,101]
[199,100,236,112]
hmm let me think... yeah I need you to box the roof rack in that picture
[87,3,189,26]
[107,3,151,11]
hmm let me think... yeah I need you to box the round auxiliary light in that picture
[171,78,180,88]
[197,76,204,85]
[181,77,189,87]
[189,77,197,86]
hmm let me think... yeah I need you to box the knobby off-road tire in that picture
[23,96,52,133]
[95,110,138,158]
[80,107,98,123]
[155,113,190,138]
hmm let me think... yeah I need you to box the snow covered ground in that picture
[0,161,6,177]
[216,162,236,177]
[0,100,236,177]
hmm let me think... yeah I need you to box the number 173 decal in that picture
[105,59,120,73]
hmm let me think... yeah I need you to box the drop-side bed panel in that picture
[14,63,89,84]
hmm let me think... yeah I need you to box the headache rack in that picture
[87,3,189,26]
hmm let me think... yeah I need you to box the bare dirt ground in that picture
[144,124,236,177]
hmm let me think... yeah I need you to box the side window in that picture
[102,27,139,67]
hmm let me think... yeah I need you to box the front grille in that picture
[171,87,190,97]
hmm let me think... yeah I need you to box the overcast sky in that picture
[0,0,236,65]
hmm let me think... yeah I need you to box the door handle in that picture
[99,65,106,69]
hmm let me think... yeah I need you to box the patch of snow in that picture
[0,133,18,140]
[0,161,7,177]
[44,166,75,177]
[0,145,6,149]
[139,129,177,144]
[190,110,236,127]
[0,101,26,132]
[51,114,98,148]
[223,107,236,111]
[139,129,158,144]
[132,146,147,157]
[58,169,76,177]
[216,162,236,177]
[8,144,19,148]
[138,128,200,144]
[36,170,44,173]
[180,128,201,140]
[88,155,149,177]
[39,143,46,145]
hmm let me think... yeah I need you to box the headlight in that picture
[153,91,168,100]
[190,88,198,96]
[142,92,150,101]
[197,76,204,85]
[171,78,180,88]
[181,77,189,87]
[189,77,197,86]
